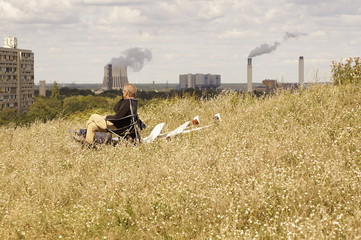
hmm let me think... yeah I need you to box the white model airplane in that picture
[141,113,221,143]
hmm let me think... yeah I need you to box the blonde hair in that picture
[123,84,137,97]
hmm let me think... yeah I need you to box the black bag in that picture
[94,132,112,144]
[78,129,112,144]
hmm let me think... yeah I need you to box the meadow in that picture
[0,84,360,239]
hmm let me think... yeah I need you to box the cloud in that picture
[81,0,147,5]
[218,29,248,39]
[98,6,142,24]
[0,1,22,19]
[103,0,227,28]
[0,0,80,24]
[286,0,361,17]
[48,47,62,53]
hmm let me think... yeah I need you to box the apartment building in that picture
[0,37,34,113]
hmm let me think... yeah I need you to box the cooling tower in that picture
[102,65,129,90]
[247,58,253,92]
[112,66,129,90]
[102,64,113,90]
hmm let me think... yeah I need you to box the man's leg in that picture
[86,122,99,143]
[86,114,108,129]
[85,114,116,143]
[86,114,107,143]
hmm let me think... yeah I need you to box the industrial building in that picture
[247,56,305,92]
[102,64,129,91]
[253,79,300,94]
[179,73,221,89]
[0,37,34,113]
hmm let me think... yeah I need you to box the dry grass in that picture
[0,84,360,239]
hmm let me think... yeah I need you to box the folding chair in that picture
[105,99,144,144]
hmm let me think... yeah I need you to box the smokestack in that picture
[247,58,252,92]
[299,56,304,87]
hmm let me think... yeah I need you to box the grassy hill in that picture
[1,84,360,239]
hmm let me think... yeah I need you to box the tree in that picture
[59,87,95,97]
[62,95,110,114]
[331,57,361,85]
[27,97,62,122]
[0,108,17,126]
[51,81,60,99]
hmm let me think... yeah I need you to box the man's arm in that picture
[113,98,122,112]
[106,99,130,120]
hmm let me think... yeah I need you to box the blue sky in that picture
[1,0,360,84]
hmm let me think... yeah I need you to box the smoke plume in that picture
[248,31,307,58]
[248,42,280,58]
[283,31,307,40]
[110,47,152,72]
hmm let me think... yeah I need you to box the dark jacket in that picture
[105,98,138,128]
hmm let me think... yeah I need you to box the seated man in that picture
[84,83,138,144]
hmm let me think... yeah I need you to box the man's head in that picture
[122,84,137,98]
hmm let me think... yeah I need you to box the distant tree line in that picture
[1,83,109,126]
[0,83,222,127]
[34,87,95,97]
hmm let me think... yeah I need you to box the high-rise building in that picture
[0,37,34,113]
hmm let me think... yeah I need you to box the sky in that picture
[1,0,360,85]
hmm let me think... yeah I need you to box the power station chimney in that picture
[247,58,253,92]
[299,56,304,88]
